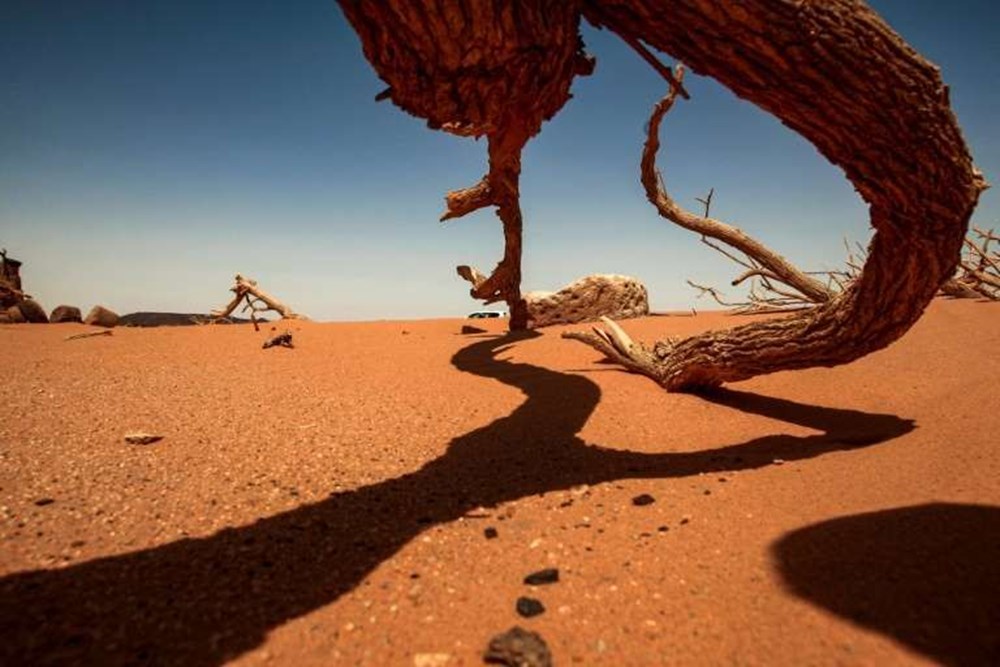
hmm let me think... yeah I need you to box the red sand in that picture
[1,299,998,665]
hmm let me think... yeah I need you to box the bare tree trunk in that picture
[338,1,591,330]
[565,0,986,390]
[339,0,986,387]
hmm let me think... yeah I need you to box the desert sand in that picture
[1,298,998,666]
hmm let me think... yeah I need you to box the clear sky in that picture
[2,1,998,320]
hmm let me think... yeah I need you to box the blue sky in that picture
[2,1,997,320]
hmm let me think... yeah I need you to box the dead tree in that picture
[211,274,305,326]
[339,0,986,391]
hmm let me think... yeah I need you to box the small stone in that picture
[124,433,163,445]
[34,498,55,507]
[772,458,785,466]
[483,626,552,667]
[680,515,691,525]
[523,568,559,586]
[515,596,545,618]
[413,652,451,667]
[657,525,669,532]
[632,493,655,506]
[484,527,498,540]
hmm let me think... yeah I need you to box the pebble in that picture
[483,626,552,667]
[413,652,451,667]
[515,596,545,618]
[632,494,656,507]
[484,527,498,540]
[124,433,163,445]
[34,498,55,507]
[523,568,559,586]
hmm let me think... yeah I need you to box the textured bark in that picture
[339,0,985,389]
[211,275,305,322]
[566,0,986,390]
[639,67,833,305]
[338,1,593,329]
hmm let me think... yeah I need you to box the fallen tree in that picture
[211,274,306,326]
[338,0,986,391]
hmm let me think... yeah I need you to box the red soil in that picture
[1,299,998,665]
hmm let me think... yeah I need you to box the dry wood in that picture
[65,330,113,341]
[341,0,986,390]
[263,332,294,349]
[211,274,305,323]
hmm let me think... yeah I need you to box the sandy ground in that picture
[1,299,998,666]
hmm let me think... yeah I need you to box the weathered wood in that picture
[340,0,986,390]
[211,274,305,322]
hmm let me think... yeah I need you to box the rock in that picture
[34,498,55,507]
[0,312,10,324]
[50,305,82,323]
[84,305,119,328]
[16,298,48,323]
[5,306,25,323]
[413,653,451,667]
[632,493,656,507]
[484,526,499,540]
[524,274,648,328]
[515,596,545,618]
[523,568,559,586]
[461,324,487,334]
[124,433,163,445]
[483,626,552,667]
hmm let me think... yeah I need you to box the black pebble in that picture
[523,568,559,586]
[484,526,499,539]
[516,596,545,618]
[34,498,55,507]
[632,493,655,506]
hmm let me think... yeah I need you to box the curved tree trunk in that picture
[567,0,986,389]
[339,0,985,388]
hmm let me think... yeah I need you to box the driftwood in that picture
[211,274,305,328]
[262,332,294,349]
[341,0,986,391]
[65,330,113,341]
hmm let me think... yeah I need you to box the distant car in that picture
[467,310,507,319]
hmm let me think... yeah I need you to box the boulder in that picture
[15,298,48,323]
[5,305,26,323]
[525,274,649,328]
[84,305,119,328]
[50,305,83,323]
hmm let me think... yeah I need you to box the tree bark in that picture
[567,0,986,389]
[339,0,986,388]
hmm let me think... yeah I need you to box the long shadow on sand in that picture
[0,331,914,665]
[774,503,1000,666]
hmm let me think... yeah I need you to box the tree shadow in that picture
[773,503,1000,666]
[0,331,914,666]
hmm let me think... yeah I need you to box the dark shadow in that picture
[774,503,1000,666]
[0,332,913,665]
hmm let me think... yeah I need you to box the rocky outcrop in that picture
[524,274,648,328]
[15,299,48,323]
[3,306,25,324]
[50,305,83,323]
[84,305,119,328]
